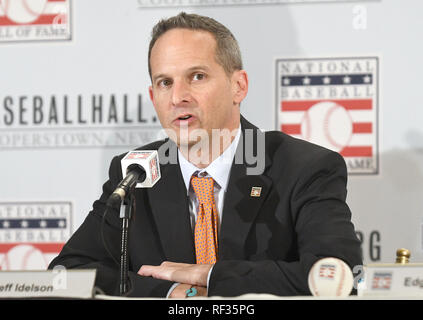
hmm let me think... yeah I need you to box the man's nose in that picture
[171,80,192,106]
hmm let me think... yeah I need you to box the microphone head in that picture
[106,192,123,208]
[126,163,147,183]
[121,150,161,188]
[308,257,354,297]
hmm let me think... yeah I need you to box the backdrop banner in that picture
[1,0,422,272]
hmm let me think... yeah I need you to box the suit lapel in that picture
[148,150,195,263]
[219,118,273,260]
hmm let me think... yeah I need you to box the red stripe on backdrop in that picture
[0,14,64,26]
[352,122,373,133]
[340,146,373,157]
[281,124,302,135]
[33,14,64,25]
[341,99,372,110]
[281,99,372,111]
[0,16,16,26]
[0,243,64,253]
[281,101,315,111]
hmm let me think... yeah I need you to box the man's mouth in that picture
[178,115,192,120]
[173,114,196,126]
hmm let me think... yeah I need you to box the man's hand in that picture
[138,261,213,287]
[168,283,208,298]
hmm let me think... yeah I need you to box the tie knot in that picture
[191,175,214,205]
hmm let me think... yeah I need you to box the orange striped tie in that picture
[191,175,219,264]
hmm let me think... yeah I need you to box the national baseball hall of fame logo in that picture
[0,202,72,270]
[276,57,379,174]
[371,272,392,290]
[0,0,71,43]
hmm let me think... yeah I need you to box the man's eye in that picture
[193,73,205,81]
[158,79,172,87]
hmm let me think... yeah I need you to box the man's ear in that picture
[232,70,248,105]
[149,85,155,105]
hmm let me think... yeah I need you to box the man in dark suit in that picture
[48,12,362,298]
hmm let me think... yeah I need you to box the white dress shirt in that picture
[166,126,241,297]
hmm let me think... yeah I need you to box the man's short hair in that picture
[148,12,243,79]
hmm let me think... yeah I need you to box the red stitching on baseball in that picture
[0,253,10,270]
[22,246,36,269]
[22,0,47,18]
[301,110,311,141]
[323,104,353,151]
[0,0,10,16]
[336,261,346,296]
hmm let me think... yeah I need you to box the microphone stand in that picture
[119,188,134,296]
[105,166,146,296]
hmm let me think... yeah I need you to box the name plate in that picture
[358,263,423,297]
[0,268,96,299]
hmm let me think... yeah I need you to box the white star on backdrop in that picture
[302,77,311,85]
[343,76,351,84]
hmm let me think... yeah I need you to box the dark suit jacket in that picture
[48,116,362,297]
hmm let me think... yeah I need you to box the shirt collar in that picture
[178,126,241,193]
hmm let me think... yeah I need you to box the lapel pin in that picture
[250,187,262,197]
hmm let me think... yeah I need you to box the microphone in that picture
[106,150,161,208]
[106,164,146,208]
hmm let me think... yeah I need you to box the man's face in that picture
[149,28,247,148]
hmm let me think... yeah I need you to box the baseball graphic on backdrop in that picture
[308,257,354,297]
[0,244,48,270]
[1,0,48,24]
[301,101,353,153]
